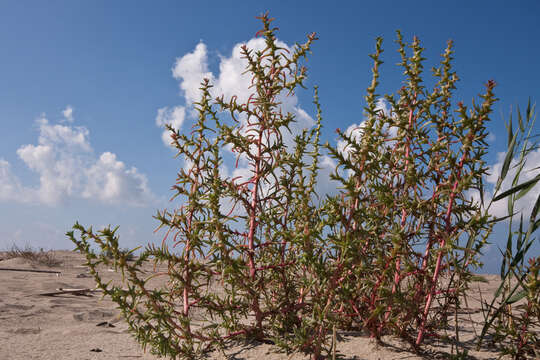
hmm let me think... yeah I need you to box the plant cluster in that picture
[68,14,539,359]
[322,31,495,348]
[4,244,62,267]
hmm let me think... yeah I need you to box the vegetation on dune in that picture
[68,13,539,359]
[2,244,62,267]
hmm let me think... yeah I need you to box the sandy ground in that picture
[0,250,511,359]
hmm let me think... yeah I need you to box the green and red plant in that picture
[323,31,495,347]
[70,14,331,358]
[68,13,537,360]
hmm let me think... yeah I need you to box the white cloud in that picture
[62,105,74,122]
[215,38,292,104]
[0,159,32,203]
[172,42,215,105]
[155,106,186,147]
[36,116,91,151]
[165,38,312,185]
[163,39,404,212]
[337,122,367,159]
[0,111,156,206]
[314,155,339,198]
[479,149,540,219]
[83,152,153,206]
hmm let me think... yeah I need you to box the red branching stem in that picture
[367,260,392,337]
[416,133,472,346]
[245,115,265,332]
[386,98,415,322]
[135,281,187,338]
[183,204,194,318]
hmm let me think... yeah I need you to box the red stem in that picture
[415,133,472,346]
[246,112,264,332]
[384,98,416,325]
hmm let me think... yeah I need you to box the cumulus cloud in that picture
[0,159,32,203]
[83,152,153,206]
[160,39,408,211]
[0,112,155,206]
[155,106,186,147]
[62,105,74,122]
[172,42,215,105]
[163,38,313,182]
[475,149,540,219]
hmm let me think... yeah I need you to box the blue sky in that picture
[0,1,538,273]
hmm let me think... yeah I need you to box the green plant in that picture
[478,101,539,359]
[102,247,136,262]
[68,13,517,360]
[4,244,62,267]
[69,13,329,358]
[323,32,496,348]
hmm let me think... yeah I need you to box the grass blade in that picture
[493,173,540,202]
[500,125,518,183]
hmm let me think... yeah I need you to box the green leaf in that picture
[501,231,512,277]
[517,106,524,133]
[470,275,489,283]
[488,213,517,224]
[505,289,527,304]
[516,214,524,253]
[522,192,540,245]
[515,178,538,201]
[493,277,506,301]
[509,239,534,269]
[493,173,540,202]
[500,129,518,182]
[529,189,540,222]
[533,218,540,233]
[526,97,532,122]
[507,111,513,147]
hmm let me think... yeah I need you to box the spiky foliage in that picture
[69,13,331,359]
[67,14,539,360]
[324,32,496,346]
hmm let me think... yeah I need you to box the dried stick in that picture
[38,288,103,296]
[0,267,61,274]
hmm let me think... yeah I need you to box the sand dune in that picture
[0,250,509,359]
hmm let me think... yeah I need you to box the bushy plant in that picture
[478,101,539,359]
[5,244,62,267]
[68,13,537,360]
[323,31,496,347]
[70,13,330,358]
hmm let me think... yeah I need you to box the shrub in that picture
[68,13,528,359]
[4,244,62,267]
[69,13,328,358]
[323,31,496,347]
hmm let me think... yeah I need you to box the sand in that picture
[0,250,512,359]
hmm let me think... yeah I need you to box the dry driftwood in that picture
[38,288,103,297]
[0,267,61,274]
